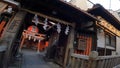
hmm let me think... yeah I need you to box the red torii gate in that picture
[19,25,45,52]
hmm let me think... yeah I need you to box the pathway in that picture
[21,49,61,68]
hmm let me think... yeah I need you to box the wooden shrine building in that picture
[88,4,120,56]
[0,0,100,68]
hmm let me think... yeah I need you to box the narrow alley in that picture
[21,49,49,68]
[9,49,61,68]
[1,0,120,68]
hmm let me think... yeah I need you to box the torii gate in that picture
[19,25,45,53]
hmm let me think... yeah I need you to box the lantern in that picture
[27,25,39,33]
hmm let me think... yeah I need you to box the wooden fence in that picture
[70,51,120,68]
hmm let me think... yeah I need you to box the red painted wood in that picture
[0,20,6,34]
[74,34,92,56]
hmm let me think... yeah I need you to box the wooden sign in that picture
[78,38,87,50]
[97,16,120,36]
[0,2,8,13]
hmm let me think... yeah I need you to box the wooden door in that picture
[46,31,68,66]
[46,31,60,59]
[54,32,68,65]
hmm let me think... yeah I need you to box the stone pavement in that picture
[21,49,61,68]
[113,65,120,68]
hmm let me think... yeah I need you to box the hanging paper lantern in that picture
[43,18,48,30]
[65,25,69,35]
[27,25,39,33]
[57,23,61,33]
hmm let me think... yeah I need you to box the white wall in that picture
[97,29,115,50]
[109,10,120,22]
[116,37,120,55]
[70,0,88,10]
[97,29,105,48]
[86,1,93,9]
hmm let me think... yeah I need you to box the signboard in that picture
[97,16,120,36]
[0,2,8,13]
[78,38,87,50]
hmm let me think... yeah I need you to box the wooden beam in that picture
[45,24,56,31]
[32,20,51,27]
[21,8,73,26]
[0,2,8,13]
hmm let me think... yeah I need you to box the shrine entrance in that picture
[17,12,71,67]
[19,13,48,54]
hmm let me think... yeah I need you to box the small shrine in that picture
[19,25,46,52]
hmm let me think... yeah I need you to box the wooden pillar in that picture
[2,11,26,68]
[92,21,98,51]
[19,36,25,52]
[37,40,41,53]
[64,23,75,67]
[0,20,6,34]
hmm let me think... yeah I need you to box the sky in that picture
[90,0,120,11]
[66,0,120,11]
